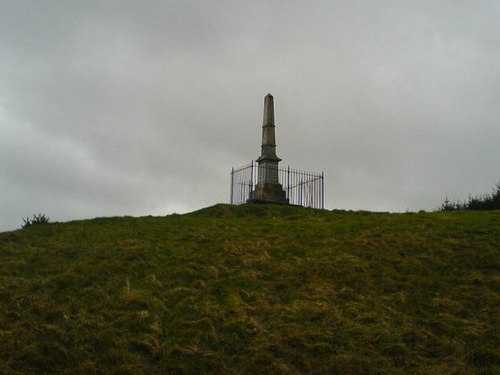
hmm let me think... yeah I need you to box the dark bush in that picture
[440,181,500,211]
[22,213,50,228]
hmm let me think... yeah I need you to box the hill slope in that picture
[0,204,498,374]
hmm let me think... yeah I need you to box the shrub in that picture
[22,213,50,228]
[440,180,500,211]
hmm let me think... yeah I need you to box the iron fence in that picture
[230,161,324,209]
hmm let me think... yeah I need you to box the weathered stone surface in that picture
[248,182,288,204]
[257,94,281,163]
[248,94,289,205]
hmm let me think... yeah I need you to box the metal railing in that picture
[230,161,324,209]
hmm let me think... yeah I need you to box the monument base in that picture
[247,183,289,205]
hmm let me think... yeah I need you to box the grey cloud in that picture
[1,0,499,231]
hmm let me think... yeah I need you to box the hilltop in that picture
[0,204,498,374]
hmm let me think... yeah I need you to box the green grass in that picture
[0,204,498,374]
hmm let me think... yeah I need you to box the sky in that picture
[1,0,499,231]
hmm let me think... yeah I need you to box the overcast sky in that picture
[1,0,499,231]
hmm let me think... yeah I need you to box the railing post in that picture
[321,172,324,209]
[299,179,302,206]
[250,160,254,190]
[230,167,234,205]
[287,166,290,198]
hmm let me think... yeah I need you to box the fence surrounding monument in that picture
[230,161,324,209]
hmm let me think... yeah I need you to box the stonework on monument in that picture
[247,94,289,205]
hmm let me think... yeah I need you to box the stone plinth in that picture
[248,183,288,204]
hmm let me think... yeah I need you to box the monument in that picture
[247,94,289,204]
[230,94,324,208]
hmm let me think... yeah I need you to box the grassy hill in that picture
[0,204,498,374]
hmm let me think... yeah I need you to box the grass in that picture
[0,204,498,374]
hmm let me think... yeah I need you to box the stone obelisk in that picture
[248,94,289,204]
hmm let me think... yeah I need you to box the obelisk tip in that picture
[263,93,274,126]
